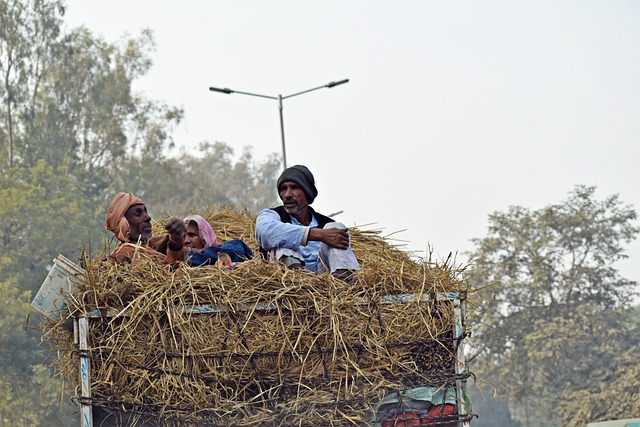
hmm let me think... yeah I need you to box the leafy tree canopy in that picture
[467,185,639,427]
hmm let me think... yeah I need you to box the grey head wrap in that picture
[277,165,318,204]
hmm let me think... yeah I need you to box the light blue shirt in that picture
[255,208,323,272]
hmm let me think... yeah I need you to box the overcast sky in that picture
[64,1,640,287]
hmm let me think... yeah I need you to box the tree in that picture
[467,185,639,427]
[0,254,72,426]
[21,26,183,186]
[125,141,282,217]
[556,307,640,427]
[0,1,281,424]
[0,2,182,424]
[0,0,65,168]
[0,161,98,291]
[0,161,98,426]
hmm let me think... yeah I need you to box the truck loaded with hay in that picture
[36,208,475,427]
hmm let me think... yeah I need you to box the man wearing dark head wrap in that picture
[255,165,360,282]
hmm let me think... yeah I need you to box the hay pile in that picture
[45,208,470,426]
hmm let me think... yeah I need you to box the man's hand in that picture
[165,218,186,245]
[310,227,350,250]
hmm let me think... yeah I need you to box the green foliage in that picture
[0,259,35,377]
[0,361,73,426]
[0,161,97,290]
[557,306,640,427]
[0,1,282,424]
[123,141,282,216]
[471,186,637,314]
[0,161,93,425]
[467,186,639,427]
[0,260,73,426]
[0,0,65,168]
[558,349,640,427]
[20,26,183,181]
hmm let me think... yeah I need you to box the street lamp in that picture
[209,79,349,169]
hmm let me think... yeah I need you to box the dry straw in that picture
[44,208,471,426]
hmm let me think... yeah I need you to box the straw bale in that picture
[44,208,471,426]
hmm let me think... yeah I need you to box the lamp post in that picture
[209,79,349,169]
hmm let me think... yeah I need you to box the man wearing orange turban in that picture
[104,192,186,264]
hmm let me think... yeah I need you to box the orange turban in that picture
[104,192,145,242]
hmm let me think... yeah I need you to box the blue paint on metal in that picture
[455,321,463,337]
[81,359,88,380]
[189,305,223,313]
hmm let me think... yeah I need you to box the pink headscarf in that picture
[183,215,218,248]
[105,192,145,242]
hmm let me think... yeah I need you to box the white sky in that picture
[64,1,640,287]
